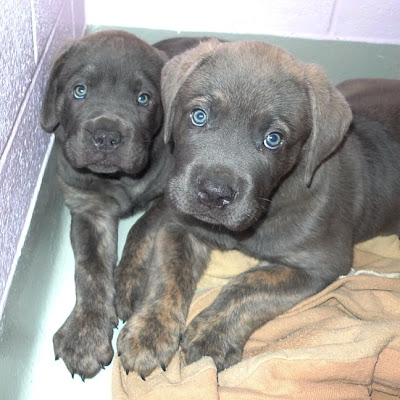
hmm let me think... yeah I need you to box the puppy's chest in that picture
[237,222,300,260]
[190,218,299,260]
[69,177,141,217]
[108,177,159,215]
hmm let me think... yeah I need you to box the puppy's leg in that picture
[117,224,210,377]
[114,202,165,322]
[183,262,334,372]
[54,212,118,380]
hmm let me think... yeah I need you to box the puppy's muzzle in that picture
[91,129,122,152]
[197,177,236,208]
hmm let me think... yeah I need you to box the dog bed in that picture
[112,235,400,399]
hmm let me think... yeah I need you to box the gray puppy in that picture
[115,40,400,377]
[40,30,206,380]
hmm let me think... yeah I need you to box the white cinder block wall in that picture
[85,0,400,44]
[0,0,85,314]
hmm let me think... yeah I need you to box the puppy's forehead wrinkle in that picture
[65,53,160,93]
[60,62,88,86]
[184,77,308,132]
[188,64,308,117]
[135,71,161,93]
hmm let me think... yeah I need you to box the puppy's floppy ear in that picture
[304,64,353,186]
[40,44,75,132]
[161,39,222,143]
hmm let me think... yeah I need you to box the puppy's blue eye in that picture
[73,84,87,99]
[263,132,282,149]
[137,93,150,106]
[191,109,207,127]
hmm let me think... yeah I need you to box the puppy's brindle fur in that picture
[115,40,400,377]
[40,30,208,380]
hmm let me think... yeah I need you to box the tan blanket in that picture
[112,235,400,400]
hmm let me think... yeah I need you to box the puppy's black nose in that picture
[198,178,236,208]
[92,129,122,151]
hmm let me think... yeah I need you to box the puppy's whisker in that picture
[255,197,272,202]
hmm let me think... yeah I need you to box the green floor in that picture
[1,28,399,400]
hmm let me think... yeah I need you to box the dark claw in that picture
[126,369,130,376]
[113,322,119,329]
[55,356,59,361]
[140,373,146,381]
[71,373,75,379]
[179,333,183,342]
[100,363,105,370]
[161,363,166,372]
[81,376,86,383]
[118,351,121,357]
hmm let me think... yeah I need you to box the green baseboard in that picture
[87,26,400,83]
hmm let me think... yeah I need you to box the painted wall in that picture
[85,0,400,44]
[0,0,85,313]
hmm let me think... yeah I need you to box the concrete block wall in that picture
[0,0,85,313]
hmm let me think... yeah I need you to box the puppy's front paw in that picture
[182,308,243,372]
[117,309,182,377]
[54,309,117,380]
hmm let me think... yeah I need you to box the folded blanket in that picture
[112,235,400,400]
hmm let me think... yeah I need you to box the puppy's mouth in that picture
[84,151,120,173]
[190,208,259,232]
[168,188,262,233]
[87,161,120,174]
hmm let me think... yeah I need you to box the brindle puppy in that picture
[115,40,400,377]
[40,30,207,380]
